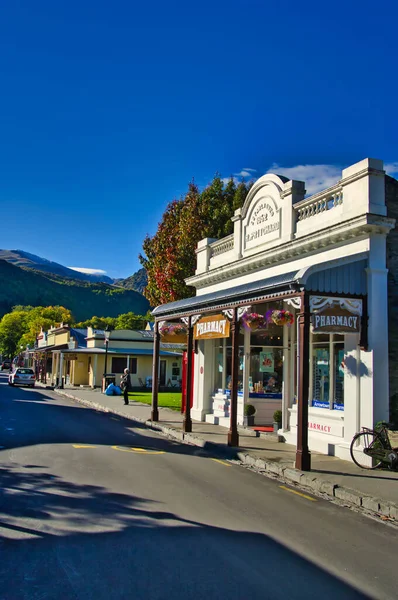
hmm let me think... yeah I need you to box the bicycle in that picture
[350,422,398,470]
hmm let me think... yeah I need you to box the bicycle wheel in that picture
[350,431,383,470]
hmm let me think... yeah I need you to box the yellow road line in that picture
[73,444,97,449]
[279,485,317,501]
[211,458,231,467]
[111,445,165,455]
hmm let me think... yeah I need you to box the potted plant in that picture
[240,312,266,331]
[273,409,283,433]
[266,309,294,327]
[244,403,256,427]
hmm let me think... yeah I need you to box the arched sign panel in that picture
[244,196,281,251]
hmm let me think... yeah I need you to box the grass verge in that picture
[128,391,182,411]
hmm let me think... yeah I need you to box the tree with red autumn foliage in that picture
[139,176,252,307]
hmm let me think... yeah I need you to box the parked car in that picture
[1,360,12,371]
[8,368,36,387]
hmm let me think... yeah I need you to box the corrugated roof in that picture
[152,270,300,317]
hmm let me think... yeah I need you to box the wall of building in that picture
[386,175,398,424]
[71,355,90,386]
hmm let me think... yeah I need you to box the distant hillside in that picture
[0,249,114,284]
[0,260,150,320]
[116,268,148,293]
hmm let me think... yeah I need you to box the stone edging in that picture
[54,389,397,523]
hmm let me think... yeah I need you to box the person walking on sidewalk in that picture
[120,368,132,405]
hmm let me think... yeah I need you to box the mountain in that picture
[0,259,150,321]
[0,249,114,284]
[115,268,148,294]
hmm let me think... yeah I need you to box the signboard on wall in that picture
[311,307,360,334]
[244,196,281,250]
[194,314,230,340]
[64,354,78,360]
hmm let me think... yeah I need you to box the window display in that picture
[311,334,344,410]
[250,347,283,397]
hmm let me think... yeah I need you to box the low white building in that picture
[152,158,397,468]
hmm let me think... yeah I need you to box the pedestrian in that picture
[120,368,132,405]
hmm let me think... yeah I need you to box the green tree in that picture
[73,316,117,330]
[115,312,147,330]
[0,305,73,356]
[0,311,29,357]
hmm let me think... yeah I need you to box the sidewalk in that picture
[42,384,398,522]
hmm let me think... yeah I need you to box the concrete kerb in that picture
[53,389,397,523]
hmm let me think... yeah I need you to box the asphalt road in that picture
[0,372,397,600]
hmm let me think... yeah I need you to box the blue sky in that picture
[0,0,397,279]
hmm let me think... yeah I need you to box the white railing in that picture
[210,235,234,257]
[295,187,343,222]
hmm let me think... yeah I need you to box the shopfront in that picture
[151,158,395,467]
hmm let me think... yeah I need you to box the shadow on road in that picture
[0,381,199,458]
[0,464,371,600]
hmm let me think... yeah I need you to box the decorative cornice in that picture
[186,213,395,290]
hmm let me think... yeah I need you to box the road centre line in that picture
[279,485,317,502]
[73,444,98,449]
[211,458,231,467]
[72,444,165,454]
[111,445,165,454]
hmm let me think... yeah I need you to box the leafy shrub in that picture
[244,404,256,417]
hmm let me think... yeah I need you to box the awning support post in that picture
[295,291,311,471]
[183,316,193,433]
[151,321,160,422]
[228,306,239,447]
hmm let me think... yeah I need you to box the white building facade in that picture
[152,158,395,466]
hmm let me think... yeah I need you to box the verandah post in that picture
[295,291,311,471]
[151,320,160,422]
[183,315,193,433]
[228,306,239,447]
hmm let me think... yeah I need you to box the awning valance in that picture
[152,270,301,318]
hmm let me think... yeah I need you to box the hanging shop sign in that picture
[311,307,360,334]
[194,314,230,340]
[310,296,362,334]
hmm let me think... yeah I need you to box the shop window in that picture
[129,357,137,374]
[214,334,244,393]
[250,347,283,397]
[312,346,330,407]
[334,343,345,410]
[311,334,344,410]
[111,357,127,373]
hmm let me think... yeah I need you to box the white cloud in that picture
[385,162,398,176]
[68,267,107,276]
[221,167,257,186]
[266,163,342,196]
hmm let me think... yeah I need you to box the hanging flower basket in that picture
[159,323,187,337]
[240,312,267,331]
[266,309,294,327]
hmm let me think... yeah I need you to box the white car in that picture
[8,368,36,388]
